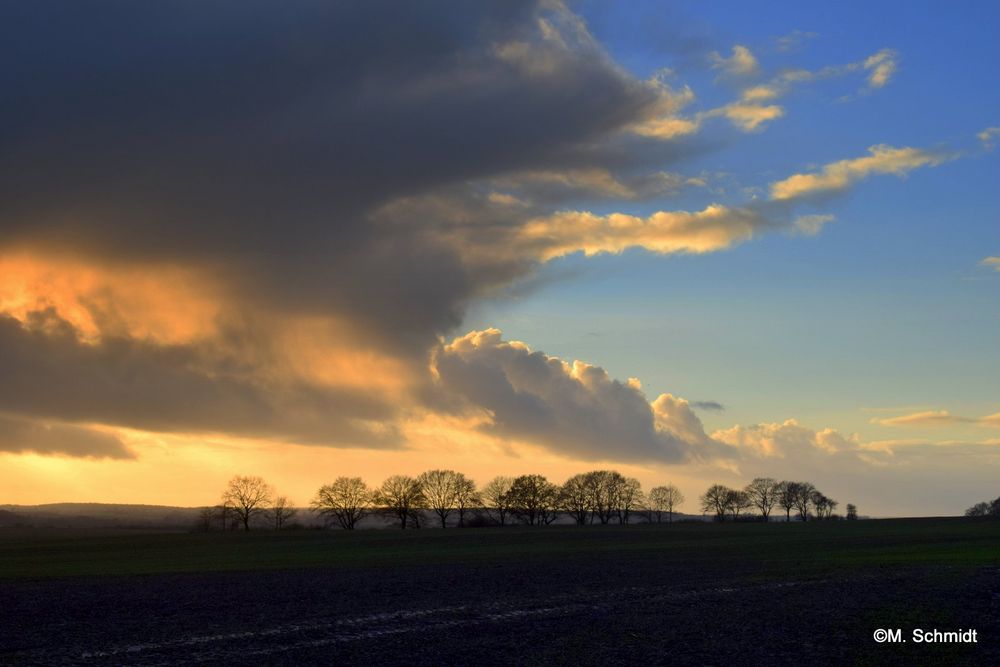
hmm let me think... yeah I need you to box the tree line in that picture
[699,479,853,522]
[965,496,1000,518]
[310,470,685,530]
[201,471,856,531]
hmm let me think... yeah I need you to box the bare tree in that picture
[846,503,858,520]
[825,498,839,519]
[221,475,273,531]
[509,474,559,526]
[537,482,562,526]
[271,496,297,530]
[701,484,730,521]
[481,476,515,526]
[745,478,778,522]
[809,491,837,519]
[454,474,480,527]
[312,477,371,530]
[418,469,462,528]
[649,485,685,523]
[617,477,645,525]
[726,489,753,520]
[375,475,426,529]
[775,481,797,522]
[584,470,625,524]
[413,470,479,528]
[560,474,592,525]
[793,482,816,521]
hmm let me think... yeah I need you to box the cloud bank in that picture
[0,1,970,475]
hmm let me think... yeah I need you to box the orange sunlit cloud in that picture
[0,252,222,344]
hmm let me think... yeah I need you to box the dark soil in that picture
[1,552,997,665]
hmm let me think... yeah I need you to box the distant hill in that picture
[0,503,205,529]
[0,503,713,530]
[0,503,335,531]
[0,508,28,527]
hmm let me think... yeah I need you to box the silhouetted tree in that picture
[312,477,371,530]
[509,474,559,526]
[846,503,858,520]
[454,475,480,527]
[271,496,297,530]
[648,484,685,523]
[966,501,991,517]
[745,478,778,522]
[221,475,273,531]
[726,489,753,520]
[375,475,426,529]
[537,485,562,525]
[617,477,645,525]
[826,498,839,519]
[793,482,816,521]
[810,491,837,519]
[560,474,592,525]
[775,481,797,522]
[418,469,464,528]
[481,476,515,526]
[585,470,626,524]
[701,484,730,521]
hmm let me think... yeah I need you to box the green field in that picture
[2,517,998,580]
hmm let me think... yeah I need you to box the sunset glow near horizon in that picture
[1,1,998,516]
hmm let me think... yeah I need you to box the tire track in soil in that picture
[14,578,833,666]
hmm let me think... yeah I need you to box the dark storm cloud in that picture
[0,1,660,349]
[0,311,400,448]
[0,2,737,459]
[0,413,133,459]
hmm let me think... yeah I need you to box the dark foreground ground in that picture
[0,518,998,665]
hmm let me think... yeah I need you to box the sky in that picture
[0,1,997,516]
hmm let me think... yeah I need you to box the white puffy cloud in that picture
[712,419,860,459]
[433,329,730,463]
[709,418,1000,516]
[982,257,1000,272]
[710,45,760,78]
